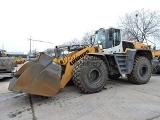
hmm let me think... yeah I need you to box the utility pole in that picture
[29,36,32,56]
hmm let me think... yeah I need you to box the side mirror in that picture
[97,40,101,45]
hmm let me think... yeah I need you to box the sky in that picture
[0,0,160,53]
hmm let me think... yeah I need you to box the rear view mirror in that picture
[97,40,101,44]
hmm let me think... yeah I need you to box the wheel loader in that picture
[0,50,16,79]
[8,28,153,97]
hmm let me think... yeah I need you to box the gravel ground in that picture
[0,65,160,120]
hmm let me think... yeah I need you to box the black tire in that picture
[153,65,160,74]
[108,74,120,80]
[72,56,108,93]
[127,56,151,84]
[152,65,159,74]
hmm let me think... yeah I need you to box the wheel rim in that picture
[88,69,101,84]
[139,65,148,77]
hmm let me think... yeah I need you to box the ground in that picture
[0,75,160,120]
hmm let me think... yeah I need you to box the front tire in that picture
[72,56,108,93]
[127,56,151,84]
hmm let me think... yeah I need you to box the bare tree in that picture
[61,30,95,46]
[81,30,95,45]
[120,9,160,42]
[62,38,81,46]
[31,49,38,57]
[44,48,54,56]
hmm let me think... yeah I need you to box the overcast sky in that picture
[0,0,160,53]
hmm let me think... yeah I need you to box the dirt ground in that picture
[0,74,160,120]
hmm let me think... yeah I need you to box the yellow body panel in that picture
[152,50,160,57]
[122,40,160,57]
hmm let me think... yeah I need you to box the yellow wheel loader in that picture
[8,28,153,97]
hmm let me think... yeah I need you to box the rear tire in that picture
[127,56,151,84]
[73,56,108,93]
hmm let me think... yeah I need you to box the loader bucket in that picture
[16,60,37,76]
[8,53,62,97]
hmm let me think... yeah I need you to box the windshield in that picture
[94,28,121,49]
[94,29,107,49]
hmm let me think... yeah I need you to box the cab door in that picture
[103,29,123,54]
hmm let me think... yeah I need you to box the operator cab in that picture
[94,28,123,54]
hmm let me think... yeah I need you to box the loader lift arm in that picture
[9,45,101,96]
